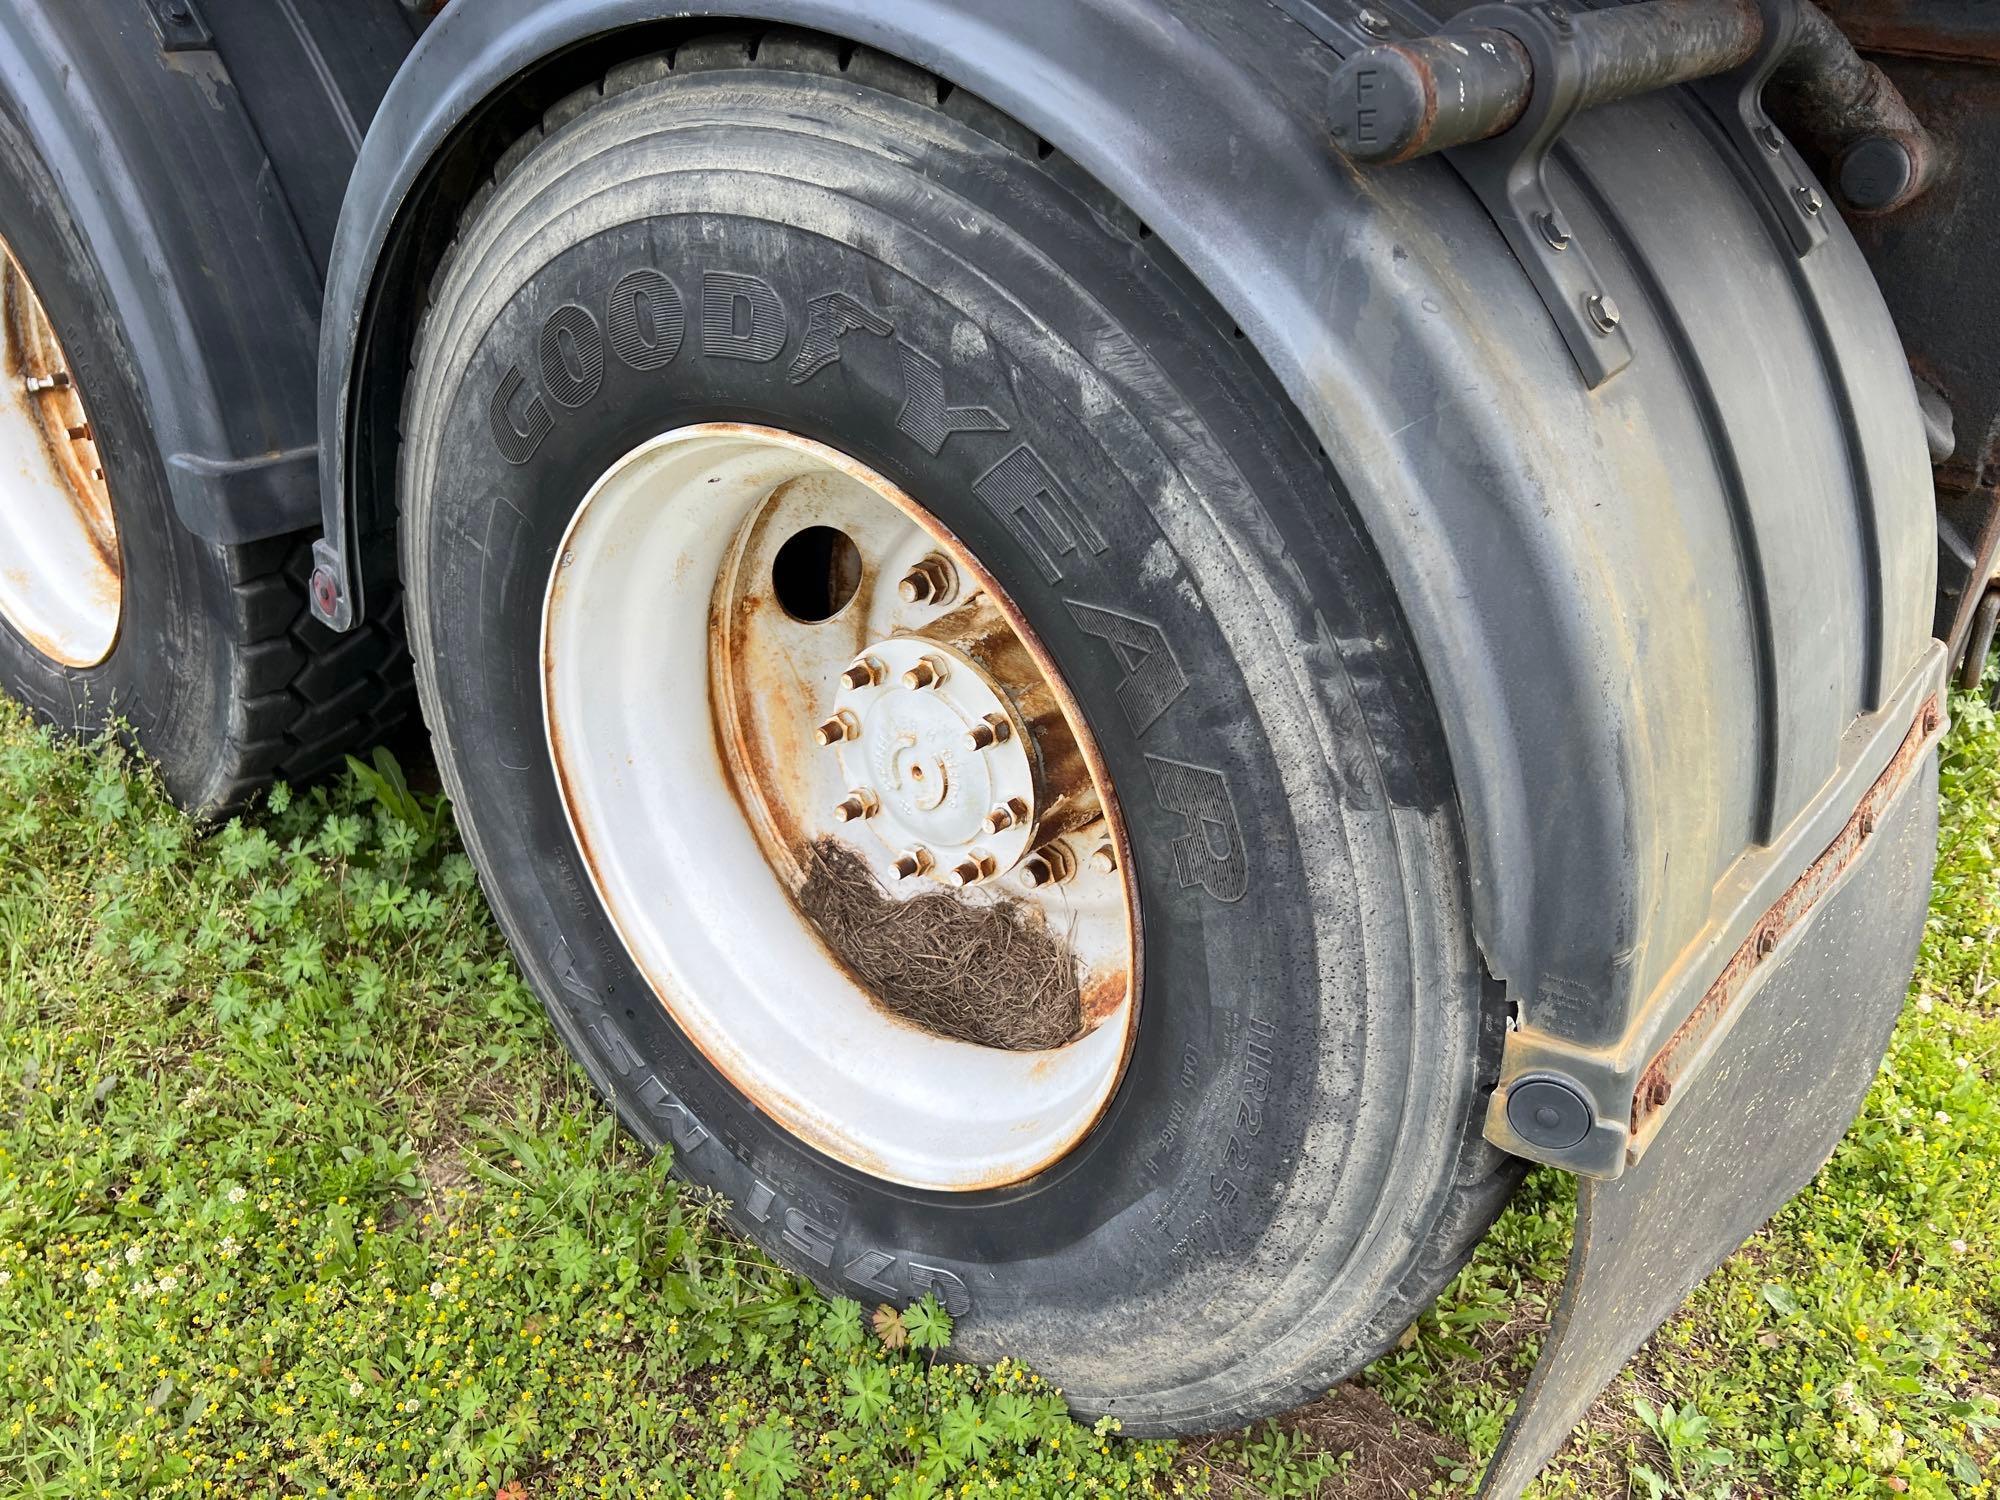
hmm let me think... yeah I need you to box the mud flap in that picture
[1477,749,1940,1498]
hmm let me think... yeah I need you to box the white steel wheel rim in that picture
[0,239,120,667]
[542,424,1136,1192]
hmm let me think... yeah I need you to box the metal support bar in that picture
[1330,0,1762,164]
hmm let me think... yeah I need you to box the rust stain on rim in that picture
[0,236,122,665]
[1630,693,1944,1144]
[542,423,1142,1193]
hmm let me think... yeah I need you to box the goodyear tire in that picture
[400,34,1518,1433]
[0,100,412,813]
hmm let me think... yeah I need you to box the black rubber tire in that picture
[400,34,1520,1435]
[0,103,413,814]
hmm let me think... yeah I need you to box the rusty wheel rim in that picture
[542,424,1138,1191]
[0,237,120,667]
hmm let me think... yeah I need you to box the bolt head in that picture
[964,713,1010,751]
[1793,185,1823,216]
[1535,210,1570,252]
[813,711,858,747]
[1586,292,1621,333]
[897,554,957,607]
[901,657,944,690]
[309,566,340,617]
[945,850,994,888]
[1087,843,1117,875]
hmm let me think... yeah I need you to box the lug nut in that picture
[891,848,933,880]
[66,422,91,442]
[23,371,68,393]
[839,657,883,691]
[1018,842,1076,889]
[898,553,957,606]
[945,850,996,887]
[813,710,859,747]
[832,790,877,823]
[980,797,1029,835]
[901,656,946,690]
[1087,843,1118,875]
[965,713,1011,750]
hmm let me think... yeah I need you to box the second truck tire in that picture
[0,99,413,814]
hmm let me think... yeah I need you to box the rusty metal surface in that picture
[3,258,115,575]
[0,239,121,666]
[705,438,1136,1052]
[1769,1,1943,212]
[1629,690,1942,1149]
[1817,0,2000,65]
[545,423,1140,1193]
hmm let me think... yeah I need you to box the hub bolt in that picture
[839,657,883,691]
[1087,843,1118,875]
[891,848,934,880]
[898,553,957,606]
[965,713,1011,751]
[1018,842,1077,889]
[901,656,947,690]
[813,710,859,747]
[945,850,996,888]
[980,797,1029,835]
[66,421,91,442]
[23,370,68,393]
[832,789,878,823]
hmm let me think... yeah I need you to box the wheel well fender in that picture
[0,4,330,544]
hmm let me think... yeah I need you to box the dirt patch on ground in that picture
[1192,1384,1472,1497]
[796,837,1081,1050]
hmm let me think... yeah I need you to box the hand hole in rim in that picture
[769,523,862,621]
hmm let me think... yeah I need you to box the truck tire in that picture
[0,103,412,813]
[399,35,1518,1433]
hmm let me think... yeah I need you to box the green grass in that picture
[1,692,1996,1498]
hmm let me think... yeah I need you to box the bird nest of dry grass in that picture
[795,837,1082,1051]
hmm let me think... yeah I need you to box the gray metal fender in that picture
[317,0,1937,1164]
[0,3,326,544]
